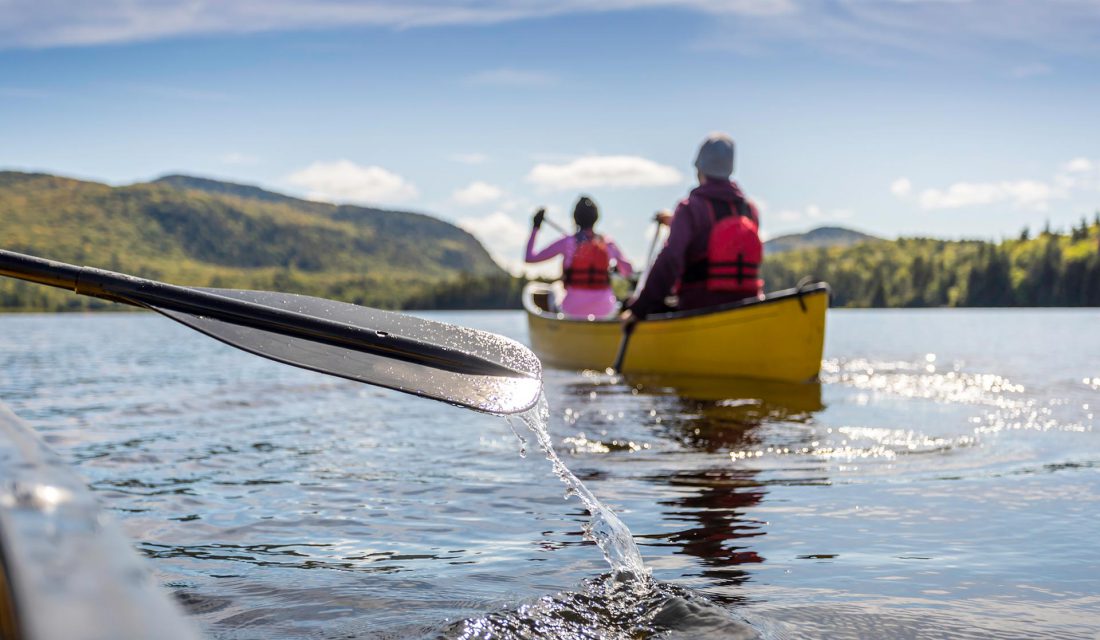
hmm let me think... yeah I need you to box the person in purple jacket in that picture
[622,133,764,326]
[526,195,634,318]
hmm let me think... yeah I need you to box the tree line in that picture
[3,214,1098,312]
[763,216,1100,307]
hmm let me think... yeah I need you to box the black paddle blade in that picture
[153,289,542,415]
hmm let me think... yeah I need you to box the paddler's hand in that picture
[619,309,638,329]
[654,209,672,226]
[532,208,546,230]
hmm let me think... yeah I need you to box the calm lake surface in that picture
[1,309,1099,638]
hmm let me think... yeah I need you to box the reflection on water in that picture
[1,310,1099,639]
[635,376,822,453]
[559,376,820,603]
[652,467,766,596]
[627,374,824,411]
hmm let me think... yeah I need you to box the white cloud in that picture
[890,177,912,197]
[287,160,418,205]
[1063,157,1094,173]
[772,204,853,223]
[6,0,1100,71]
[220,152,259,166]
[700,0,794,17]
[526,155,683,190]
[918,180,1055,211]
[696,1,1100,65]
[452,181,505,206]
[450,152,489,165]
[457,211,531,274]
[1055,157,1100,192]
[894,157,1100,212]
[464,68,558,87]
[0,1,798,49]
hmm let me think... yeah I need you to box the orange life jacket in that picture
[563,232,611,289]
[682,197,763,295]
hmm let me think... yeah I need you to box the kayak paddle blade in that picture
[154,289,542,415]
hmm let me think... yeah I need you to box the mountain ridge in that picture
[0,170,513,310]
[764,226,880,255]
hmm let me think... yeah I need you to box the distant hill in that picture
[153,174,309,207]
[763,221,1100,307]
[0,171,515,311]
[764,226,879,255]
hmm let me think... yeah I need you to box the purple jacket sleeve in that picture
[628,200,694,317]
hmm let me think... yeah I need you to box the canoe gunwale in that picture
[522,281,830,324]
[0,403,202,640]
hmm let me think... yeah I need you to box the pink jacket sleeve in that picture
[525,228,572,263]
[605,238,634,278]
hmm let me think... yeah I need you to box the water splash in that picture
[505,420,528,458]
[507,392,647,577]
[445,571,757,640]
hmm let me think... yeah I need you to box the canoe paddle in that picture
[611,215,666,373]
[0,249,541,415]
[540,216,572,237]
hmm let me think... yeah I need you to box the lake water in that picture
[1,309,1099,639]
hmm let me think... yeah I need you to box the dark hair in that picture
[573,195,599,229]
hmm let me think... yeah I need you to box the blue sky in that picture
[2,0,1100,272]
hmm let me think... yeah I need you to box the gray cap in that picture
[694,132,735,179]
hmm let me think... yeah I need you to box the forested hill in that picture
[4,170,1097,311]
[764,218,1100,307]
[764,226,879,254]
[0,171,515,311]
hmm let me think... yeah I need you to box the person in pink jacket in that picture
[525,196,634,318]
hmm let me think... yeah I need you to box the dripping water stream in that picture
[446,389,758,639]
[507,391,647,576]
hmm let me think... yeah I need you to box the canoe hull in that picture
[523,282,828,383]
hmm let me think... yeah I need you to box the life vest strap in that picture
[710,196,756,225]
[685,254,759,283]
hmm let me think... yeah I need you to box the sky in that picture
[2,0,1100,273]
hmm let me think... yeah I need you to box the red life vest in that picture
[681,196,763,295]
[563,232,611,289]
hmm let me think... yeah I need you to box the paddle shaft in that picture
[540,216,571,237]
[0,249,528,379]
[610,322,636,373]
[612,220,664,373]
[633,220,665,294]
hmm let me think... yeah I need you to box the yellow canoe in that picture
[523,281,829,383]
